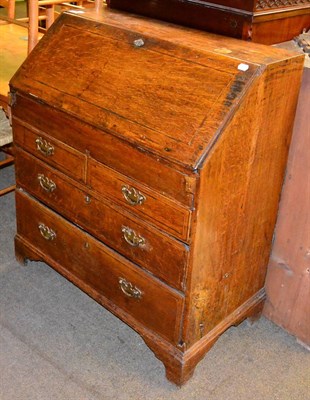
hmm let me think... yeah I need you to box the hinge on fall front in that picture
[8,92,17,107]
[185,175,196,195]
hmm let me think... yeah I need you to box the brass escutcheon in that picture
[38,223,56,241]
[38,174,56,192]
[121,226,145,247]
[121,185,146,206]
[119,277,142,299]
[35,137,54,157]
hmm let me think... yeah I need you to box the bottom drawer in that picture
[15,190,184,344]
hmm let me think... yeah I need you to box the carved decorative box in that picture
[10,8,304,385]
[107,0,310,44]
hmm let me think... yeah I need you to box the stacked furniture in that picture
[107,0,310,44]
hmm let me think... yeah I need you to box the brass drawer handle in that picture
[35,137,54,157]
[121,185,146,206]
[38,223,56,241]
[38,174,56,192]
[119,277,142,299]
[122,226,145,247]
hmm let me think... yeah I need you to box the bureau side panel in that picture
[182,56,304,346]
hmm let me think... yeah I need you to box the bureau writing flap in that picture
[9,9,300,169]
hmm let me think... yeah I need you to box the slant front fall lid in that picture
[10,9,299,169]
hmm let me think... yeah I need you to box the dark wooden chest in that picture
[107,0,310,44]
[10,8,304,385]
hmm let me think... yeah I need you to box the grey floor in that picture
[1,152,310,399]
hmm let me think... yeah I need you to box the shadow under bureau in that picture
[10,8,304,385]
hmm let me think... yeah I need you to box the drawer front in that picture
[13,119,86,182]
[16,190,184,345]
[12,95,197,208]
[88,158,191,241]
[15,148,188,291]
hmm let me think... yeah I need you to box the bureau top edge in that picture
[80,7,305,65]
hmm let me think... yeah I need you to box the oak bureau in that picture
[10,8,304,385]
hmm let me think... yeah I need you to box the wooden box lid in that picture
[10,8,302,170]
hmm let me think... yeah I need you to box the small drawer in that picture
[16,191,184,345]
[13,120,86,182]
[88,158,191,241]
[15,148,189,291]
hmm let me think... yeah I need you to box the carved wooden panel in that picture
[255,0,310,10]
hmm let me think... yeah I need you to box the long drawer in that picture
[15,148,189,291]
[15,190,184,344]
